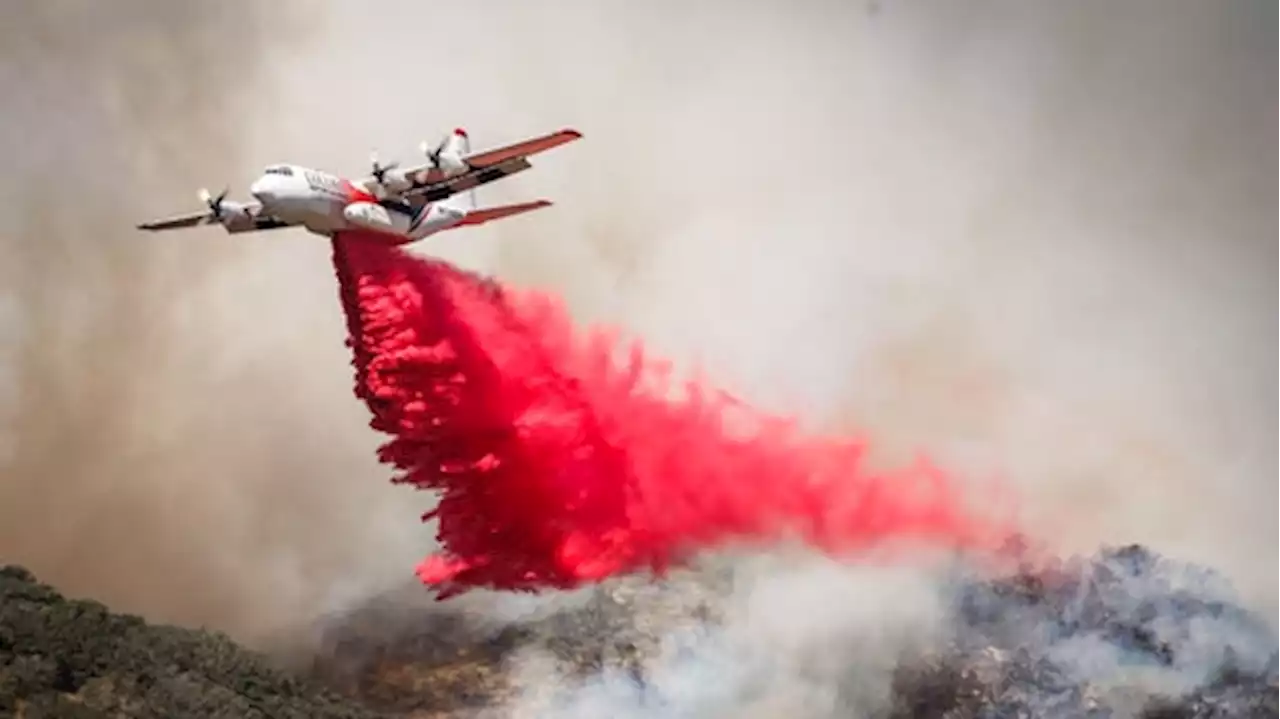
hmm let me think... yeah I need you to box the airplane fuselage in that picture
[247,164,462,244]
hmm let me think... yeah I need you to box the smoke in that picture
[497,555,952,719]
[297,0,1273,715]
[0,1,423,645]
[271,0,1274,602]
[0,2,1272,713]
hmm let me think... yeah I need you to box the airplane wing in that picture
[381,157,536,217]
[371,128,580,200]
[458,128,582,171]
[137,201,294,233]
[136,211,213,231]
[415,156,534,202]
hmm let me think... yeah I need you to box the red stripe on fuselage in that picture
[343,179,376,204]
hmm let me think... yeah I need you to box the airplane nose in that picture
[249,178,273,204]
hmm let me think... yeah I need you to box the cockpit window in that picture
[264,166,293,176]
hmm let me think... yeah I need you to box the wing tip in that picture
[560,128,583,140]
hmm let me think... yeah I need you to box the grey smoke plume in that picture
[482,546,1277,718]
[0,2,422,645]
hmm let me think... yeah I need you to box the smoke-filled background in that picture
[0,1,399,643]
[0,0,1275,713]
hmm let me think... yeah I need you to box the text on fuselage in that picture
[304,170,346,198]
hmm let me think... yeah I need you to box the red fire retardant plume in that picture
[331,232,1011,598]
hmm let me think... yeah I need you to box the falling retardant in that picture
[331,232,1013,598]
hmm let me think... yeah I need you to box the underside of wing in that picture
[462,128,582,169]
[409,156,534,203]
[137,201,292,234]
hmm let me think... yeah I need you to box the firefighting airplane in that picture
[137,127,581,245]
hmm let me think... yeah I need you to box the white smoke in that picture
[498,554,949,719]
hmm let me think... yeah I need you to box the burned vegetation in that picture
[2,546,1276,718]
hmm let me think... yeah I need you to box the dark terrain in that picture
[2,546,1276,718]
[0,566,377,719]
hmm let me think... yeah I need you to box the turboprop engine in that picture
[421,128,471,177]
[365,129,472,199]
[198,187,254,230]
[367,153,413,198]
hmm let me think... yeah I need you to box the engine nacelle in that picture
[424,129,471,177]
[375,168,414,195]
[433,148,467,176]
[217,202,256,232]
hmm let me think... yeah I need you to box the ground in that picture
[2,547,1276,718]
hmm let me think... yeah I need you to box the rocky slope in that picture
[3,546,1276,718]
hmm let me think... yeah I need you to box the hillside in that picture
[0,566,378,719]
[3,546,1277,718]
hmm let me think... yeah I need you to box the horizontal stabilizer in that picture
[458,200,553,227]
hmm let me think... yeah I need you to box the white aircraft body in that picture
[137,127,581,245]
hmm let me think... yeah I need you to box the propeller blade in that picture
[422,134,450,167]
[369,151,401,184]
[197,187,229,222]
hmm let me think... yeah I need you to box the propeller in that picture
[198,187,230,222]
[420,135,451,172]
[369,151,400,185]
